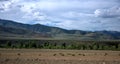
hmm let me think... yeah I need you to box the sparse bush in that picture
[104,53,108,56]
[67,53,72,55]
[27,59,30,61]
[83,54,85,56]
[72,54,75,56]
[5,58,10,62]
[5,41,11,48]
[17,53,21,56]
[59,53,65,56]
[118,44,120,50]
[92,43,99,50]
[61,43,66,49]
[53,54,56,56]
[35,58,39,61]
[118,53,120,56]
[63,59,66,61]
[39,54,41,56]
[78,53,82,55]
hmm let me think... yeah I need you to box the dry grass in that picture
[0,49,120,64]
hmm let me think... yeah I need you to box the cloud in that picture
[22,11,47,21]
[0,0,120,31]
[0,1,11,12]
[0,0,9,1]
[94,6,120,18]
[61,12,94,19]
[0,0,20,12]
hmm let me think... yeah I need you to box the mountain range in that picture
[0,19,120,40]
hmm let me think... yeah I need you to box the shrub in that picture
[53,54,56,56]
[78,53,82,55]
[83,54,85,56]
[118,53,120,56]
[5,58,10,62]
[72,54,75,56]
[17,53,21,56]
[39,54,41,56]
[67,53,72,55]
[104,53,108,56]
[59,53,65,56]
[5,41,11,48]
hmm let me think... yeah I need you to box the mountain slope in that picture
[0,19,120,40]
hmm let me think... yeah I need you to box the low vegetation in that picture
[0,39,120,50]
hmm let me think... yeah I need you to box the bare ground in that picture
[0,49,120,64]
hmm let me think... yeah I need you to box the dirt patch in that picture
[0,49,120,64]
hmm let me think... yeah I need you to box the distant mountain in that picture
[0,19,120,40]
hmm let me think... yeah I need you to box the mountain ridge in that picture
[0,19,120,40]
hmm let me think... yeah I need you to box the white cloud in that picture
[0,0,20,12]
[22,11,47,21]
[95,6,120,18]
[61,11,94,19]
[0,1,11,12]
[0,0,120,31]
[20,4,34,13]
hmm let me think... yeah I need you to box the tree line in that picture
[0,40,120,50]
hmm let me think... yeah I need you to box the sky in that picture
[0,0,120,31]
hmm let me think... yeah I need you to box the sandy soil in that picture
[0,49,120,64]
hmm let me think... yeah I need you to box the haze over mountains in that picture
[0,19,120,40]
